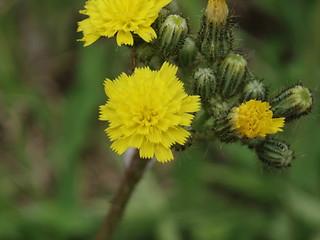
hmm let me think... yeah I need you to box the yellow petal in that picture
[128,134,144,148]
[116,30,134,46]
[155,144,173,163]
[135,27,157,42]
[110,138,130,155]
[181,96,201,112]
[139,140,155,159]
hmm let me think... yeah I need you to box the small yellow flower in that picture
[99,62,201,163]
[230,100,285,138]
[206,0,229,24]
[78,0,172,46]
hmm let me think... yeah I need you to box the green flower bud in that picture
[212,105,240,143]
[271,84,313,121]
[178,37,197,67]
[241,79,267,102]
[153,8,170,32]
[197,19,233,63]
[194,68,217,102]
[158,15,188,58]
[213,114,239,143]
[255,138,294,168]
[197,0,233,63]
[209,99,230,115]
[219,53,247,98]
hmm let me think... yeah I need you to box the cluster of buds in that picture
[101,0,314,168]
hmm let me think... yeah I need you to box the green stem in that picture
[94,149,150,240]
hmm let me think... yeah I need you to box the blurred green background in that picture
[1,0,320,239]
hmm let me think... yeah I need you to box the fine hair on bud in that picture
[194,68,217,103]
[241,79,268,102]
[213,108,240,143]
[218,53,247,98]
[271,84,313,121]
[197,16,234,63]
[158,14,189,59]
[255,138,294,168]
[197,0,233,63]
[178,37,197,67]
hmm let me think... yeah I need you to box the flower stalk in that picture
[94,149,150,240]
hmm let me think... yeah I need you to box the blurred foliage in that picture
[0,0,320,239]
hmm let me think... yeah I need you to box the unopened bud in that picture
[153,8,170,32]
[194,68,217,102]
[158,15,188,58]
[178,37,197,67]
[197,0,233,62]
[219,53,247,98]
[206,0,229,24]
[213,110,240,143]
[255,138,294,168]
[271,84,313,121]
[241,79,267,102]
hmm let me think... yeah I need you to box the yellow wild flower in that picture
[230,100,285,138]
[99,62,201,163]
[78,0,172,46]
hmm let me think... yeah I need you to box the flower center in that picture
[138,107,159,127]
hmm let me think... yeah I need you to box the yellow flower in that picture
[99,62,201,163]
[78,0,172,46]
[230,100,285,138]
[206,0,229,24]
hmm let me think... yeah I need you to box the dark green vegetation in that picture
[1,0,320,239]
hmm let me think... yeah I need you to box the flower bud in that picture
[194,68,217,102]
[209,100,231,116]
[205,0,229,24]
[213,112,240,143]
[241,79,267,102]
[158,14,188,58]
[197,0,233,62]
[219,53,247,98]
[178,37,197,67]
[255,138,294,168]
[153,8,171,32]
[211,104,242,143]
[271,84,313,121]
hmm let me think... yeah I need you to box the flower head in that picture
[99,62,201,162]
[206,0,229,24]
[230,100,285,138]
[78,0,172,46]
